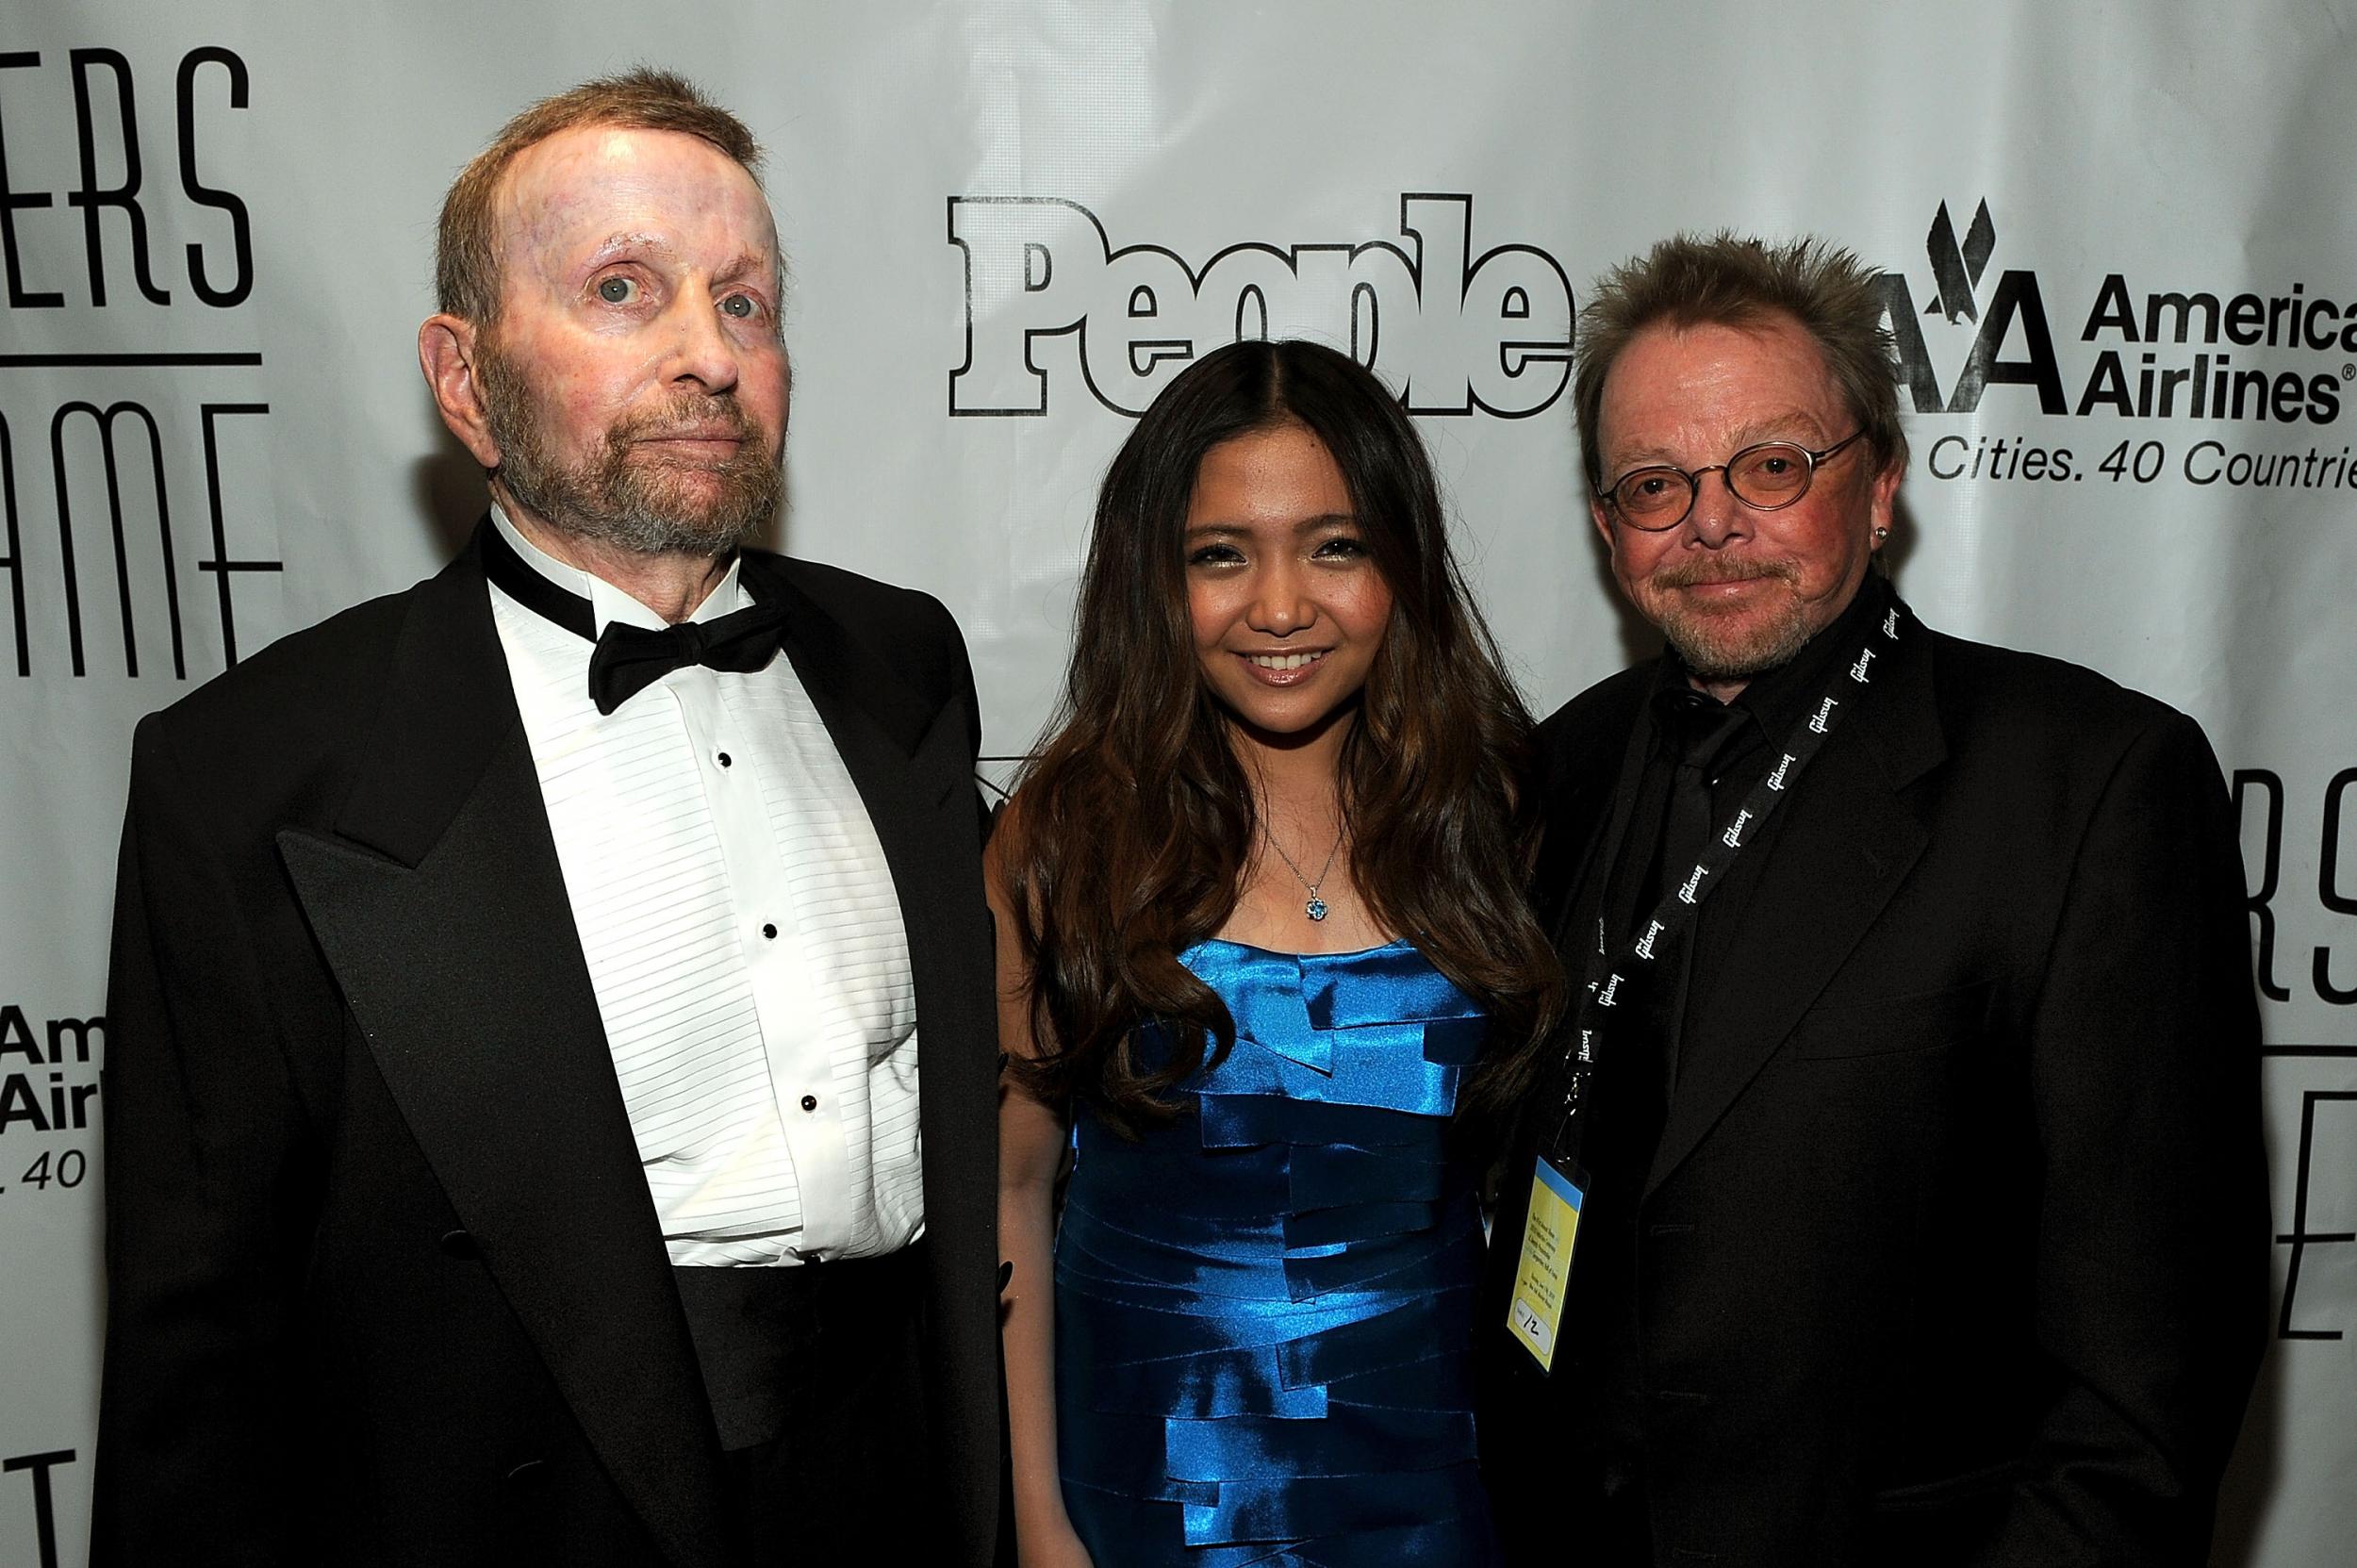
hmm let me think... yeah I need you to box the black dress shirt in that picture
[1574,572,1897,1542]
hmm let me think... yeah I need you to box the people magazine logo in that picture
[946,193,1572,420]
[1886,200,2357,492]
[940,192,2354,492]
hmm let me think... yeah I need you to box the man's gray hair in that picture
[1573,232,1908,492]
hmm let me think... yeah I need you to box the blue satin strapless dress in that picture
[1055,938,1501,1566]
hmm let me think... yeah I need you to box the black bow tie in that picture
[585,603,790,713]
[480,520,788,714]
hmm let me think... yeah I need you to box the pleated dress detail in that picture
[1055,937,1500,1566]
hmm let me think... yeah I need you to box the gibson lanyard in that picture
[1538,597,1913,1167]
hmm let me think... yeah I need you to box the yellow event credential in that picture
[1507,1155,1584,1373]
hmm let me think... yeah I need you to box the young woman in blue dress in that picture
[993,338,1562,1567]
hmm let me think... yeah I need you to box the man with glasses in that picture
[1477,233,2265,1566]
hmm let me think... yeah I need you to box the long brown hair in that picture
[1003,338,1562,1134]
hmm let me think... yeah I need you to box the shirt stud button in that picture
[800,1094,818,1113]
[717,751,732,767]
[762,922,778,940]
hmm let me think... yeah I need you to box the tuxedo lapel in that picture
[1643,611,1947,1198]
[276,535,733,1568]
[758,568,988,1127]
[750,558,938,764]
[751,563,980,965]
[751,557,1000,1505]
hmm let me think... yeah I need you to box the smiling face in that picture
[1185,422,1394,751]
[1591,312,1900,694]
[463,124,789,556]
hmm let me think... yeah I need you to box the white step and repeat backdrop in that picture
[3,2,2350,1561]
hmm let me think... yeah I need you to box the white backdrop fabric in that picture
[2,3,2350,1563]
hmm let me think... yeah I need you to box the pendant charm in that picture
[1305,897,1329,922]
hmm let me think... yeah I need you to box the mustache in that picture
[1653,557,1800,590]
[609,394,762,449]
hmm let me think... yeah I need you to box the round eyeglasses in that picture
[1599,431,1868,531]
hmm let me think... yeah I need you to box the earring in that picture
[1872,526,1891,541]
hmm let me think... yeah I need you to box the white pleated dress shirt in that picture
[486,509,922,1265]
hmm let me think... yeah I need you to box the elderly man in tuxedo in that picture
[1478,233,2266,1567]
[93,70,997,1566]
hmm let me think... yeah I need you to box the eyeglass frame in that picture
[1595,429,1870,532]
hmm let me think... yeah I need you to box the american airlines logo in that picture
[1923,200,1997,324]
[1881,198,2349,425]
[947,194,1573,417]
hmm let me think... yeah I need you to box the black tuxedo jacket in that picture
[93,526,1000,1566]
[1478,609,2266,1567]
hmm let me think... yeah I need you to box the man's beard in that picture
[477,338,781,557]
[1644,556,1815,681]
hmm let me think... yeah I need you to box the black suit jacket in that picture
[93,526,1001,1567]
[1479,609,2266,1567]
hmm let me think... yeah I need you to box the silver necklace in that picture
[1263,824,1345,922]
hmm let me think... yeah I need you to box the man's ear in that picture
[419,315,502,470]
[1589,496,1617,553]
[1867,454,1903,552]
